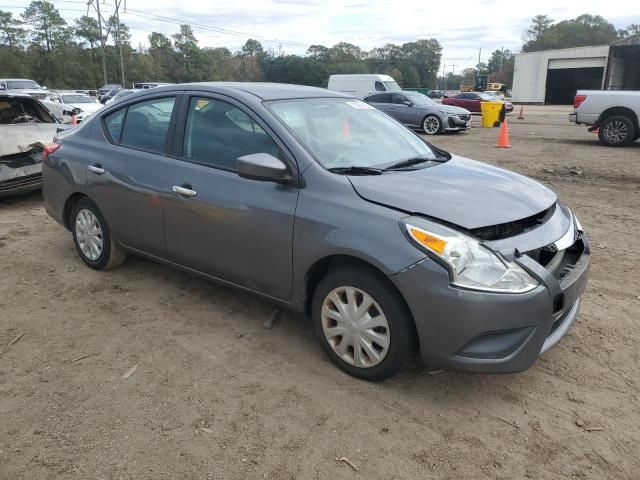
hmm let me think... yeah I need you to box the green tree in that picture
[21,0,68,53]
[241,39,264,56]
[400,39,442,87]
[523,14,618,52]
[306,44,329,61]
[0,10,26,47]
[487,49,512,74]
[618,24,640,38]
[74,16,99,49]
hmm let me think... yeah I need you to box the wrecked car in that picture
[0,93,64,197]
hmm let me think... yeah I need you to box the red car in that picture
[442,92,513,113]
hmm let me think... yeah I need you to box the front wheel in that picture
[598,115,636,147]
[422,115,442,135]
[312,265,417,381]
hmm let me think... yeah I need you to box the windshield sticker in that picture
[347,101,374,110]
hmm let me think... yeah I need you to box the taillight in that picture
[573,95,587,109]
[42,143,61,162]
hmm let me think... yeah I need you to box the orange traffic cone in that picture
[517,105,525,120]
[71,114,78,125]
[496,119,511,148]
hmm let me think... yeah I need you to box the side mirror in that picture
[43,86,48,90]
[237,153,291,183]
[402,100,412,107]
[0,84,5,90]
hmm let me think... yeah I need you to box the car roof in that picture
[0,78,38,82]
[0,92,37,99]
[150,82,350,101]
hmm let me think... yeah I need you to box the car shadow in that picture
[112,255,532,404]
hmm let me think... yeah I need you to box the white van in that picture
[327,74,402,99]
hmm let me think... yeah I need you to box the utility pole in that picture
[92,0,108,85]
[441,61,446,90]
[115,0,126,86]
[90,0,125,87]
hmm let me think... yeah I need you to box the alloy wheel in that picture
[321,286,390,368]
[423,116,440,135]
[603,120,629,144]
[75,208,104,261]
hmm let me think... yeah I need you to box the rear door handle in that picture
[87,164,105,175]
[172,185,197,197]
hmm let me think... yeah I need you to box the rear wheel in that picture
[598,115,636,147]
[422,115,442,135]
[71,198,126,270]
[312,264,417,381]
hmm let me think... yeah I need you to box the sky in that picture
[2,0,640,70]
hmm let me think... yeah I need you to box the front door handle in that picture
[172,185,197,197]
[88,164,105,175]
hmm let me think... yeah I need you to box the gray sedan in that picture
[42,83,589,380]
[364,91,471,134]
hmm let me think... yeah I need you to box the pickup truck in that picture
[569,90,640,147]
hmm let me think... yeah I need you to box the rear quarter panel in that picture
[42,124,93,227]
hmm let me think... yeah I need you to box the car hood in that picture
[348,156,557,229]
[68,102,103,113]
[426,104,470,115]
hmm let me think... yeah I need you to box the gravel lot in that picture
[1,105,639,479]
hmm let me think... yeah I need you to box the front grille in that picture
[525,236,585,278]
[0,172,42,193]
[0,149,42,168]
[470,204,556,241]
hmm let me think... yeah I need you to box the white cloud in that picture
[5,0,640,69]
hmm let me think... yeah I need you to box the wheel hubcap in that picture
[604,121,628,143]
[321,286,390,368]
[424,116,440,134]
[75,209,103,261]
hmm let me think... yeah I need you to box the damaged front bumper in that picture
[391,203,590,373]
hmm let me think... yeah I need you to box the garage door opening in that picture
[545,67,604,105]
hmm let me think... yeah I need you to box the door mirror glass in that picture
[237,153,289,182]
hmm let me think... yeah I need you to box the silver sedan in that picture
[364,91,471,135]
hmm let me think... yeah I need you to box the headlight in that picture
[401,218,538,293]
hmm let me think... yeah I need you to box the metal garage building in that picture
[511,35,640,105]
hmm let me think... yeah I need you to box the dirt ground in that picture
[1,105,639,480]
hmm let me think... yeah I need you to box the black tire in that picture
[312,264,417,381]
[71,197,126,270]
[598,115,636,147]
[422,115,442,135]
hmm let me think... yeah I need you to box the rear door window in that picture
[120,97,176,153]
[104,108,125,142]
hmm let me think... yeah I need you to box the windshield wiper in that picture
[382,157,435,171]
[327,166,383,175]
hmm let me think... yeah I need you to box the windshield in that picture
[6,80,41,90]
[404,92,436,105]
[62,95,95,104]
[268,98,438,169]
[384,81,402,92]
[115,90,134,99]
